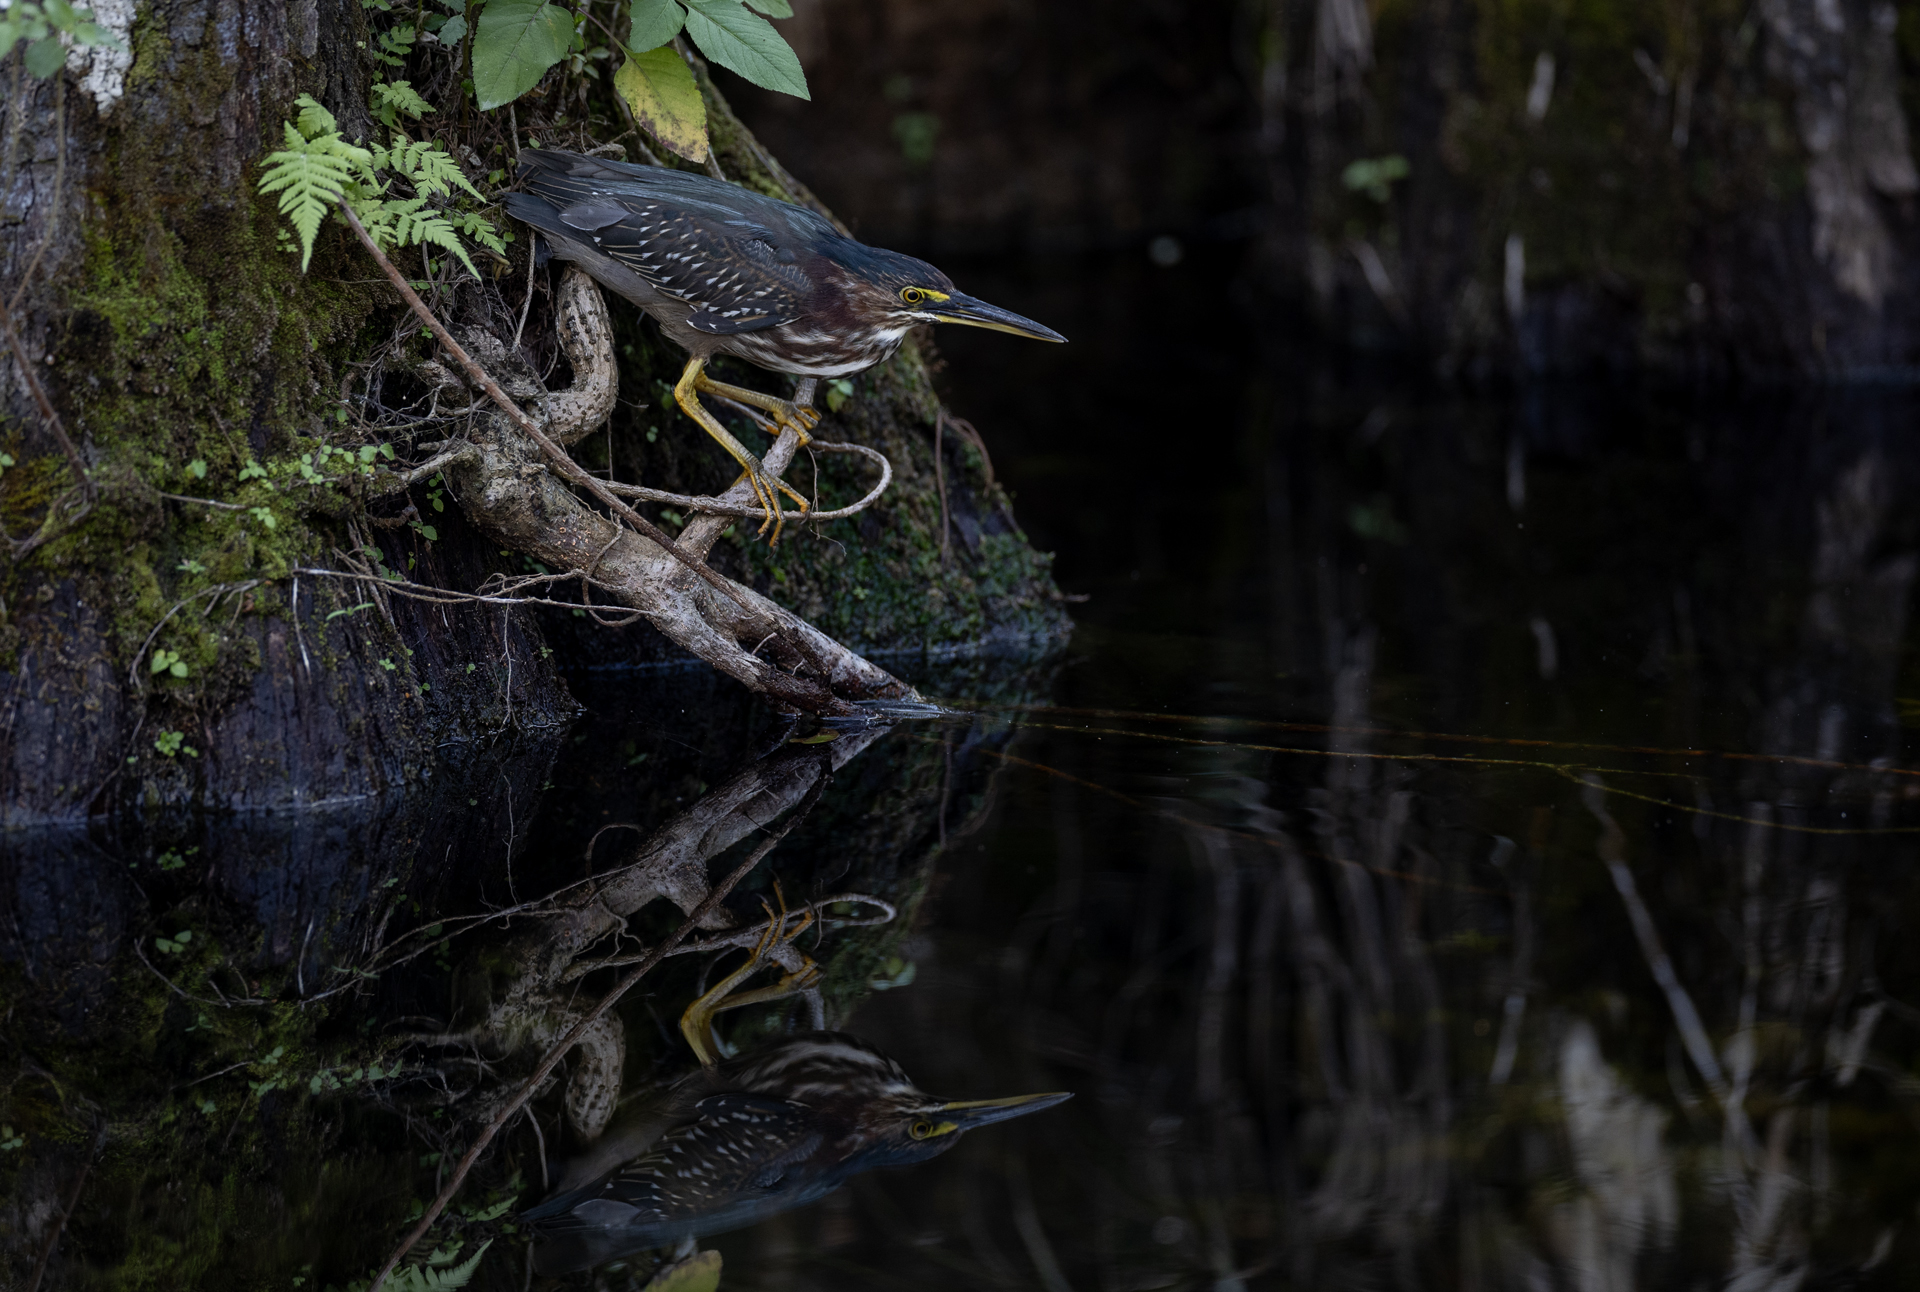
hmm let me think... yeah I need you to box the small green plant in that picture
[258,94,503,276]
[307,1059,399,1094]
[892,111,938,166]
[154,730,200,757]
[824,378,856,412]
[176,557,208,575]
[0,0,125,78]
[335,1239,493,1292]
[0,1126,24,1151]
[155,929,193,954]
[248,1045,288,1096]
[1341,154,1409,203]
[151,651,191,680]
[155,847,198,871]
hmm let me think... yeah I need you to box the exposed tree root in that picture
[342,204,916,719]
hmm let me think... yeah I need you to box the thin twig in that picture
[24,1127,97,1292]
[382,443,478,491]
[0,291,92,505]
[363,760,831,1292]
[334,202,770,629]
[153,489,246,511]
[132,937,262,1008]
[512,247,536,353]
[129,581,263,686]
[596,439,890,521]
[295,567,654,626]
[292,576,311,677]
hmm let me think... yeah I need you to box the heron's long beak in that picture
[938,1091,1074,1131]
[930,294,1067,343]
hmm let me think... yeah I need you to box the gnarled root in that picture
[435,268,910,716]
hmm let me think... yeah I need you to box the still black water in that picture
[7,243,1920,1290]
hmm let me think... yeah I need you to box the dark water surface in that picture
[8,246,1920,1289]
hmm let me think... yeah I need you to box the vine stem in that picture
[334,201,772,631]
[362,759,832,1292]
[0,289,93,506]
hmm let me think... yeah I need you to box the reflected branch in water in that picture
[367,745,843,1292]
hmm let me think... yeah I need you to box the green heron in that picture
[522,903,1070,1274]
[502,149,1066,542]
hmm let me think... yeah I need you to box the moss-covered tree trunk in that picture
[0,3,1066,824]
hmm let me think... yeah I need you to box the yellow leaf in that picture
[616,48,710,164]
[643,1250,721,1292]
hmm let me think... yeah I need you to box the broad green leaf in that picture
[615,47,708,163]
[682,0,807,99]
[626,0,685,52]
[436,13,467,42]
[471,0,573,110]
[741,0,791,17]
[24,33,65,77]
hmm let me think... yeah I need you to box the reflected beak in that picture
[929,294,1067,343]
[939,1091,1074,1131]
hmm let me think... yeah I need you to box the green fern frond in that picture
[293,92,339,140]
[403,143,483,201]
[370,79,433,129]
[371,24,415,65]
[258,124,375,270]
[392,206,482,279]
[456,210,508,258]
[393,1238,491,1290]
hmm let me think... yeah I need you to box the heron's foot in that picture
[728,461,811,545]
[695,374,822,442]
[679,891,820,1066]
[674,358,811,545]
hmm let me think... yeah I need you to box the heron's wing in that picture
[511,151,817,335]
[526,1094,820,1235]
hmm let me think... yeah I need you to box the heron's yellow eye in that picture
[901,287,926,306]
[910,1120,934,1139]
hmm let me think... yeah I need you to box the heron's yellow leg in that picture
[692,373,821,441]
[673,357,810,543]
[678,894,822,1068]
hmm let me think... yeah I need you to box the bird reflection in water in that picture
[522,897,1070,1274]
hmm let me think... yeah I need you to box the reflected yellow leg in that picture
[672,357,810,544]
[679,892,823,1069]
[692,373,822,442]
